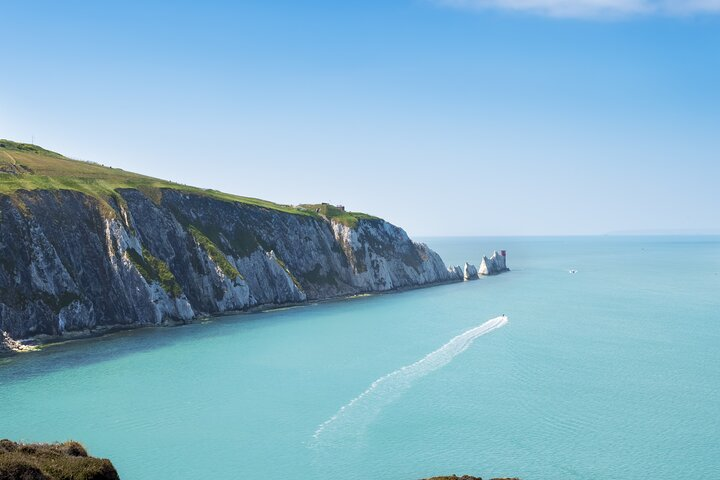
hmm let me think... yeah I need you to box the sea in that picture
[1,236,718,479]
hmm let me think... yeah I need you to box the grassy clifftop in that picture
[0,139,307,216]
[0,139,379,226]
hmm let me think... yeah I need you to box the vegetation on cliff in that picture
[187,225,243,281]
[0,439,119,480]
[126,247,183,297]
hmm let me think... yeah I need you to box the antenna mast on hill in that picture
[31,135,34,145]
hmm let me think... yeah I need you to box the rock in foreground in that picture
[0,440,119,480]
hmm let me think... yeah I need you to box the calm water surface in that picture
[1,236,719,479]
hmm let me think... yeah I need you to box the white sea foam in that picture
[312,315,508,442]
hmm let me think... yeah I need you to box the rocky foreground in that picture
[0,438,520,480]
[0,440,119,480]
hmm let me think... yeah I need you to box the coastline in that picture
[1,276,469,356]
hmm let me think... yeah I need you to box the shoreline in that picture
[1,277,467,356]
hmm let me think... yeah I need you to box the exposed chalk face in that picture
[463,262,478,280]
[447,265,463,279]
[0,189,455,340]
[479,250,509,276]
[330,221,454,291]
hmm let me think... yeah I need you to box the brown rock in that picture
[0,439,119,480]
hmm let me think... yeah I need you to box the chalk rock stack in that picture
[447,250,509,281]
[463,262,478,280]
[479,251,508,275]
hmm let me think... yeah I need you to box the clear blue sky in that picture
[1,0,718,236]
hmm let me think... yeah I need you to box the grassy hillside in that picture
[0,139,314,216]
[0,139,377,225]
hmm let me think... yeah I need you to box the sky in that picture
[1,0,719,236]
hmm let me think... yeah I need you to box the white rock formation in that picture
[479,251,508,276]
[463,262,478,280]
[453,251,510,281]
[447,265,463,279]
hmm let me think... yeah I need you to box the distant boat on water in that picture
[569,269,578,274]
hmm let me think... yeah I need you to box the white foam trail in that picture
[312,315,508,442]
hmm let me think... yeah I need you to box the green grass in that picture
[126,247,183,297]
[0,139,312,217]
[188,225,243,281]
[0,139,384,228]
[299,203,379,228]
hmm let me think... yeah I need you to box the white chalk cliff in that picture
[0,185,510,345]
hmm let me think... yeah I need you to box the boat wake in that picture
[311,315,508,444]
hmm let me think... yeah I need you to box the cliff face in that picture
[0,188,457,340]
[0,140,511,344]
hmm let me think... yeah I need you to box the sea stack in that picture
[451,250,509,281]
[479,250,509,275]
[463,262,479,280]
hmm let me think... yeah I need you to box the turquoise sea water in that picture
[1,236,719,479]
